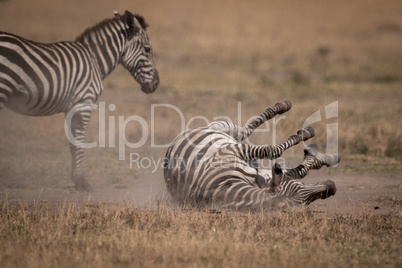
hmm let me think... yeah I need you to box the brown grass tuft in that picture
[0,200,401,268]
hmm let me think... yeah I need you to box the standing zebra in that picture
[164,100,340,211]
[0,11,159,191]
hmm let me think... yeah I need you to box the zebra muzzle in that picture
[141,70,159,94]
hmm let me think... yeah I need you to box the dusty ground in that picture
[1,160,400,215]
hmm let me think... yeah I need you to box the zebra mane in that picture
[75,14,148,42]
[133,15,149,30]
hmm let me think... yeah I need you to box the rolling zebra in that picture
[163,100,340,211]
[0,11,159,191]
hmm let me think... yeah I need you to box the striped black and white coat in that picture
[0,11,159,190]
[164,100,340,211]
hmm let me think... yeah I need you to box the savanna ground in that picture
[0,0,401,267]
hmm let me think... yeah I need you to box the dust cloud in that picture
[0,169,171,207]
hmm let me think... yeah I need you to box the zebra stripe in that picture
[164,100,339,211]
[0,10,159,190]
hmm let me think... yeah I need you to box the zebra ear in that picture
[114,11,120,18]
[132,16,143,31]
[124,10,141,33]
[270,163,283,191]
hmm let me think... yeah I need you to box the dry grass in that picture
[0,201,400,268]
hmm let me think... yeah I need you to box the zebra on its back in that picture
[0,11,159,190]
[164,100,340,211]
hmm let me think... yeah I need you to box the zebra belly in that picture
[165,128,264,206]
[6,85,33,115]
[165,129,236,202]
[194,158,260,203]
[5,83,59,116]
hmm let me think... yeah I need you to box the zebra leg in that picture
[234,126,316,161]
[238,100,292,140]
[283,144,341,180]
[207,100,292,141]
[65,107,93,191]
[304,144,341,169]
[270,163,337,206]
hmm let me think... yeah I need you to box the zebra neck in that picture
[77,21,126,80]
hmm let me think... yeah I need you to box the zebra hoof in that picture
[272,163,283,174]
[304,144,341,167]
[271,163,284,190]
[74,182,93,192]
[275,100,292,114]
[322,154,341,167]
[321,180,336,198]
[298,126,315,141]
[304,144,319,158]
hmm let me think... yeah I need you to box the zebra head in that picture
[118,11,159,94]
[270,164,336,206]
